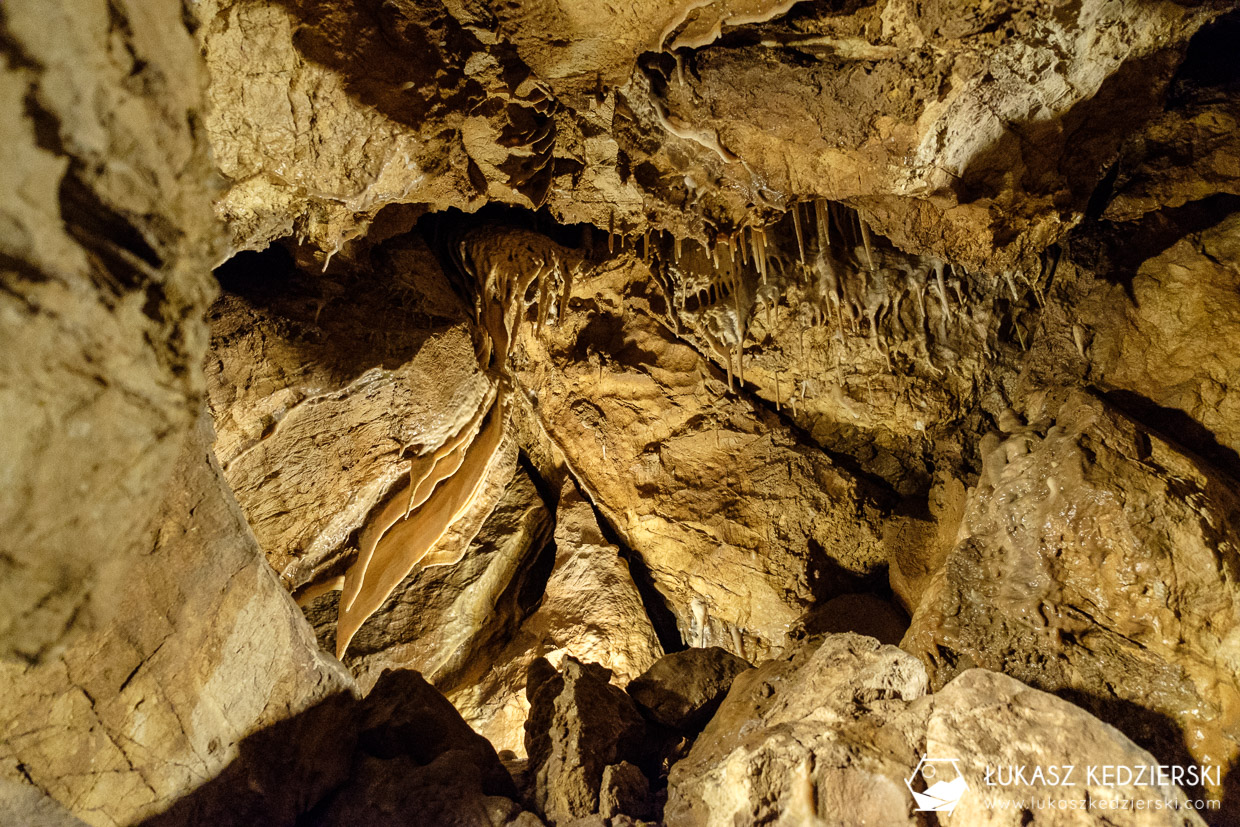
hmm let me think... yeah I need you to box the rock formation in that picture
[4,0,1240,824]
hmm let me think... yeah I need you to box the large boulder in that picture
[903,390,1240,795]
[665,633,1211,826]
[525,657,648,825]
[627,647,751,732]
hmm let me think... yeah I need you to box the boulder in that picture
[903,390,1240,791]
[627,647,751,731]
[525,657,647,824]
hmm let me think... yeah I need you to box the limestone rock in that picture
[526,657,647,825]
[903,390,1240,792]
[598,762,654,822]
[438,479,663,756]
[472,227,887,661]
[664,633,932,826]
[1084,212,1240,463]
[206,235,494,591]
[0,0,219,662]
[305,462,551,693]
[0,417,352,826]
[931,669,1210,827]
[627,648,751,732]
[665,634,1210,826]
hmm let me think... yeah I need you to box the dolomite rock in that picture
[472,227,887,661]
[0,418,353,827]
[664,633,932,826]
[664,634,1210,826]
[903,390,1240,793]
[0,0,219,662]
[1083,212,1240,463]
[437,479,663,756]
[930,669,1210,827]
[305,462,551,694]
[639,0,1229,271]
[627,647,751,732]
[598,761,654,822]
[525,657,647,825]
[206,235,494,592]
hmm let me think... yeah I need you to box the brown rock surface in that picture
[1084,212,1240,462]
[664,633,933,826]
[903,390,1240,792]
[526,657,648,825]
[437,478,663,756]
[206,236,493,591]
[0,418,352,826]
[467,226,888,661]
[627,647,751,731]
[665,634,1211,826]
[0,0,220,662]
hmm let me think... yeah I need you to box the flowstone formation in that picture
[4,0,1240,825]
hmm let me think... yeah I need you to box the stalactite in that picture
[859,216,876,272]
[792,204,806,266]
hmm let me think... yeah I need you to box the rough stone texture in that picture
[305,462,551,693]
[0,0,220,662]
[665,634,1210,826]
[664,633,932,827]
[598,762,653,822]
[627,647,751,731]
[931,669,1210,827]
[1084,211,1240,462]
[903,390,1240,793]
[526,657,647,825]
[438,479,663,757]
[312,669,527,827]
[206,235,493,590]
[468,227,887,661]
[144,667,539,826]
[0,418,353,826]
[643,1,1228,271]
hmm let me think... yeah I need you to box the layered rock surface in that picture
[903,389,1240,791]
[0,0,220,662]
[0,419,351,826]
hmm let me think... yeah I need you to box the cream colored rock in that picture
[1086,212,1240,460]
[0,418,352,827]
[0,0,219,662]
[932,669,1210,827]
[664,633,932,826]
[903,390,1240,794]
[305,455,547,694]
[440,478,663,756]
[464,227,887,661]
[665,634,1211,826]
